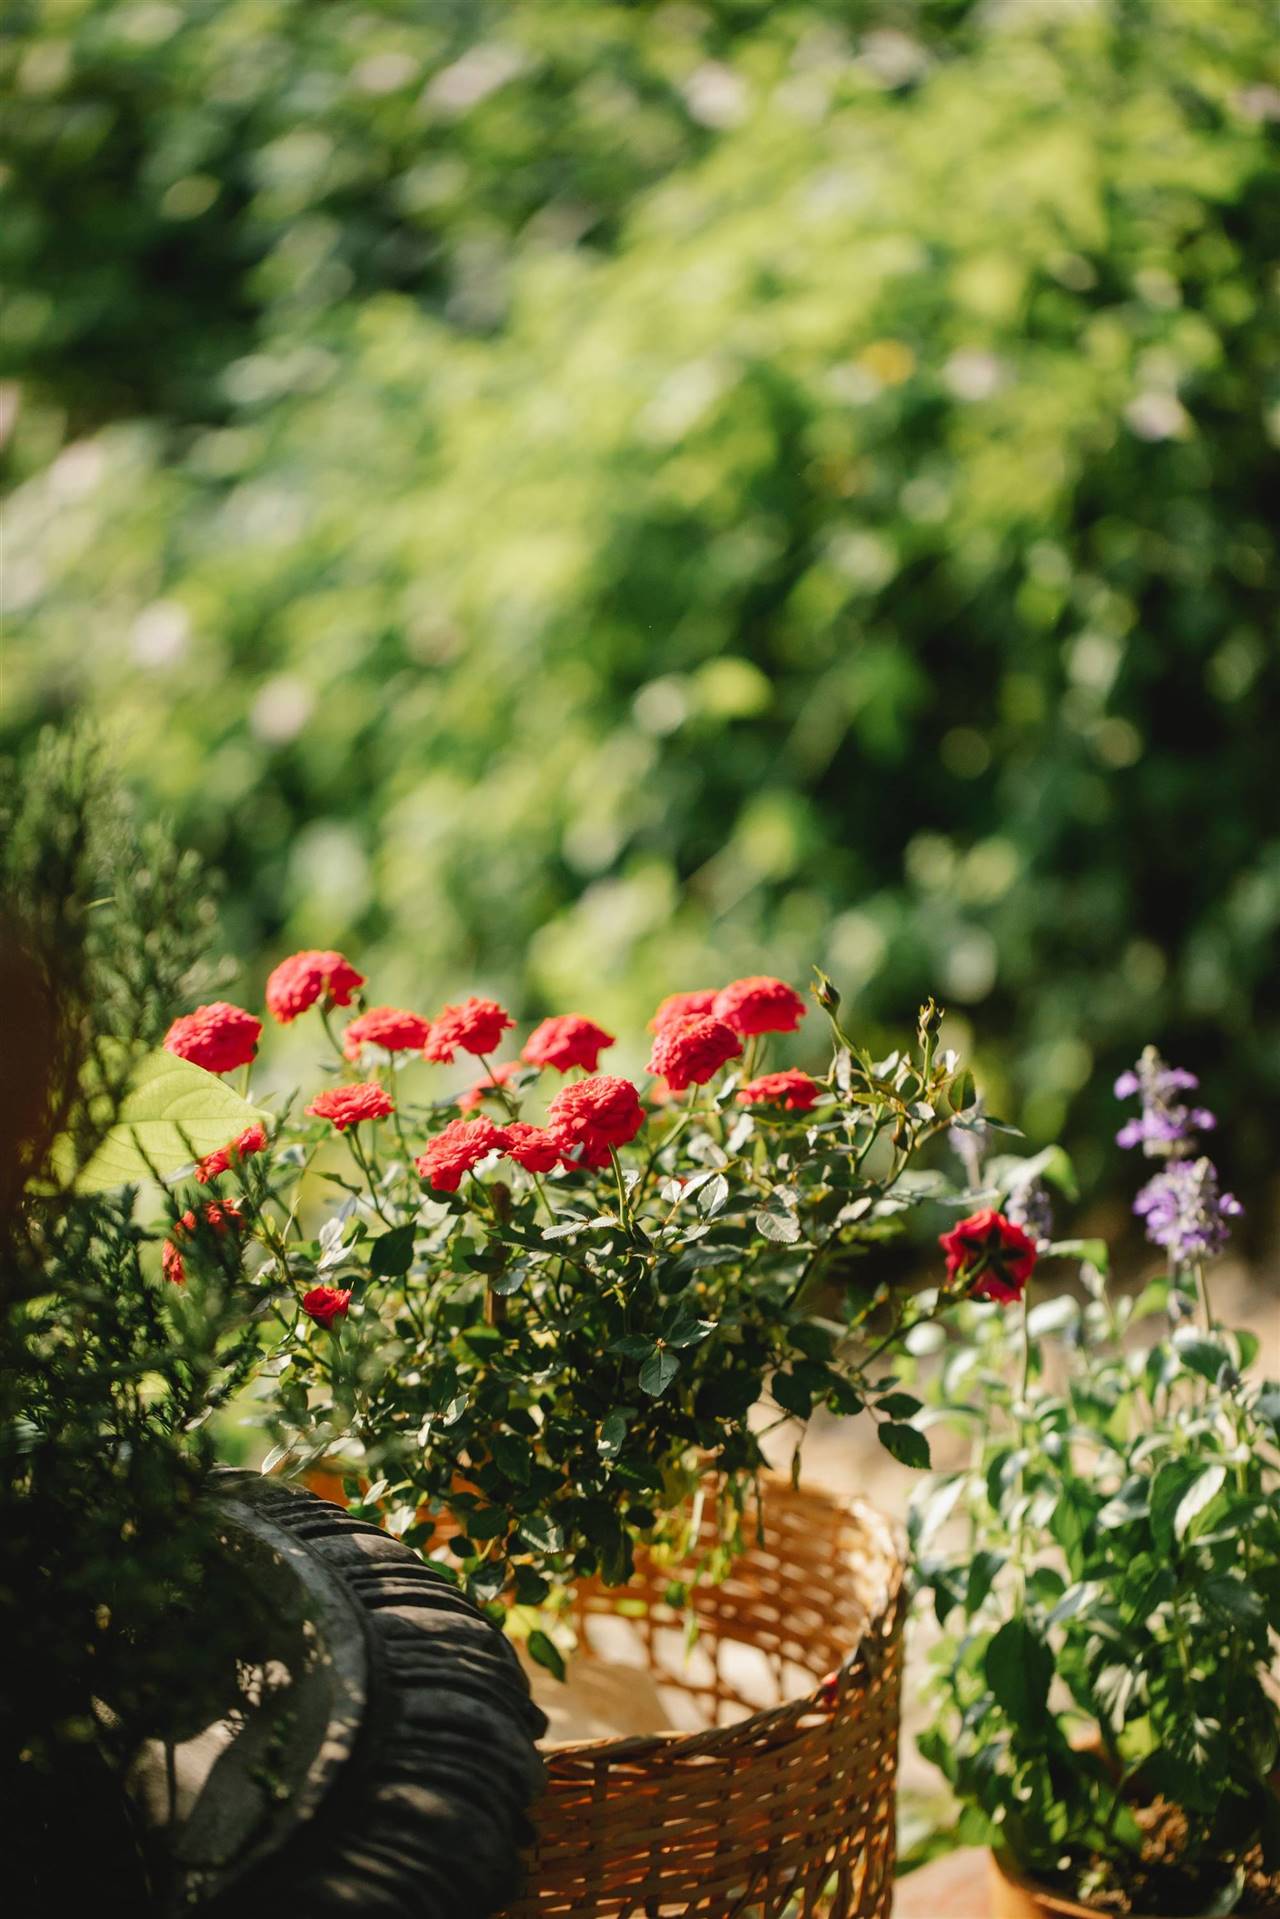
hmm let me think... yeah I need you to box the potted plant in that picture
[1,736,547,1919]
[913,1050,1280,1918]
[162,958,1032,1914]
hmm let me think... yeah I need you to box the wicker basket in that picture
[499,1478,906,1919]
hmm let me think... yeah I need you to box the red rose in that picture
[648,989,717,1033]
[457,1059,524,1111]
[939,1208,1038,1304]
[423,997,515,1063]
[522,1014,615,1075]
[265,950,365,1024]
[415,1117,510,1192]
[546,1075,645,1168]
[645,1014,742,1092]
[164,1002,262,1075]
[306,1083,395,1132]
[302,1284,352,1329]
[342,1005,433,1059]
[736,1069,821,1112]
[194,1122,269,1184]
[712,976,807,1037]
[501,1122,561,1174]
[162,1199,244,1285]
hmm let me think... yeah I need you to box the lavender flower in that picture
[1114,1046,1215,1158]
[1005,1174,1054,1247]
[949,1096,989,1190]
[1133,1156,1243,1264]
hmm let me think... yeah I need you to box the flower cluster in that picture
[1116,1046,1242,1265]
[160,950,995,1613]
[162,1199,245,1286]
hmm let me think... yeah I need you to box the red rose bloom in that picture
[648,990,717,1033]
[501,1122,561,1174]
[342,1005,433,1059]
[645,1014,742,1092]
[195,1122,269,1184]
[939,1208,1038,1304]
[164,1002,262,1075]
[712,976,807,1037]
[457,1059,523,1111]
[737,1069,821,1112]
[546,1075,645,1168]
[302,1284,352,1329]
[423,997,515,1063]
[306,1083,395,1132]
[522,1014,615,1074]
[265,950,365,1024]
[162,1200,244,1285]
[415,1117,510,1192]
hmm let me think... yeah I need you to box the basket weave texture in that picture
[499,1479,906,1919]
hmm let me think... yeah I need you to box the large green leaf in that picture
[50,1047,270,1192]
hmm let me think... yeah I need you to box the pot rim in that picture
[991,1846,1280,1919]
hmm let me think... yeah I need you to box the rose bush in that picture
[160,959,1024,1659]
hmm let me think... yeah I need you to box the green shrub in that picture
[4,0,1277,1193]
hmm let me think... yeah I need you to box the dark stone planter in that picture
[83,1471,546,1919]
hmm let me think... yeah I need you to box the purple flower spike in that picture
[1133,1157,1243,1265]
[1113,1046,1214,1159]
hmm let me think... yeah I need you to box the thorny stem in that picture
[347,1129,392,1225]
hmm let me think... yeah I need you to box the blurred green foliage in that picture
[4,0,1279,1194]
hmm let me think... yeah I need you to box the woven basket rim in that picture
[538,1479,906,1762]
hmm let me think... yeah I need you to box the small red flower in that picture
[194,1122,269,1184]
[501,1122,561,1174]
[712,976,807,1037]
[265,950,365,1024]
[646,1015,742,1093]
[546,1075,645,1168]
[415,1117,510,1192]
[522,1014,615,1075]
[162,1200,244,1285]
[164,1002,262,1075]
[342,1005,433,1059]
[648,990,717,1033]
[737,1069,821,1112]
[423,997,515,1063]
[939,1208,1038,1304]
[306,1083,395,1132]
[457,1059,524,1111]
[302,1284,352,1329]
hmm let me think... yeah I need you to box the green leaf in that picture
[492,1432,531,1486]
[598,1411,629,1459]
[50,1046,270,1192]
[369,1222,416,1277]
[514,1512,563,1556]
[1173,1463,1226,1540]
[965,1549,1006,1616]
[878,1422,931,1470]
[986,1618,1052,1728]
[696,1173,730,1217]
[1172,1331,1232,1384]
[875,1391,924,1420]
[609,1333,655,1360]
[756,1207,801,1244]
[639,1348,680,1398]
[526,1629,565,1683]
[771,1370,814,1420]
[1149,1459,1197,1553]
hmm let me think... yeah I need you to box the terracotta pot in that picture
[989,1849,1280,1919]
